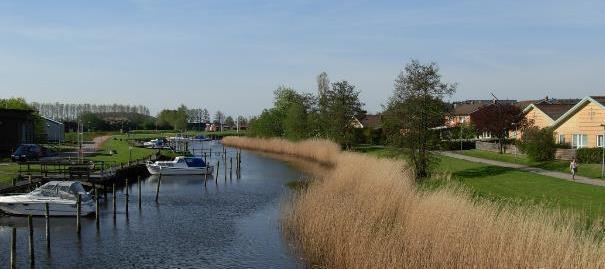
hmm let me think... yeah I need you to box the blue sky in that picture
[0,0,604,116]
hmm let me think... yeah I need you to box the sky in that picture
[0,0,604,116]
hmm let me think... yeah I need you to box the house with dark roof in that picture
[551,96,605,148]
[445,103,488,127]
[351,114,382,129]
[523,103,577,129]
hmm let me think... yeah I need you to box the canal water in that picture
[0,141,305,268]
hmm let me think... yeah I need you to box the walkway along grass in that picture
[222,137,605,268]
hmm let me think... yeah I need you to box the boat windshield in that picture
[185,158,205,167]
[30,181,92,202]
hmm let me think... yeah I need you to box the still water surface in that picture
[0,141,305,268]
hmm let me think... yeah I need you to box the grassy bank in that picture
[86,135,176,164]
[359,147,605,220]
[223,137,605,268]
[460,149,603,179]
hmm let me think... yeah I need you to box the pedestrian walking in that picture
[570,158,578,180]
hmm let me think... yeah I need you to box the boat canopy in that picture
[184,157,206,167]
[30,181,91,202]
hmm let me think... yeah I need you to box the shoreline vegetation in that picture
[222,136,605,268]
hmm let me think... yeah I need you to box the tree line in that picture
[31,102,151,121]
[247,72,365,146]
[248,60,537,181]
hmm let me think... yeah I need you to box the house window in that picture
[558,134,565,144]
[598,135,604,148]
[572,134,588,149]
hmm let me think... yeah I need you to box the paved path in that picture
[438,151,605,187]
[92,135,112,151]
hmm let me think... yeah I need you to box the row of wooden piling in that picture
[8,148,244,268]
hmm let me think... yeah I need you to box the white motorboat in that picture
[143,138,167,149]
[167,134,188,141]
[188,135,212,142]
[146,156,214,175]
[0,181,95,216]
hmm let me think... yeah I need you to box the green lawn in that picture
[459,149,604,179]
[359,147,605,221]
[86,135,174,165]
[0,163,20,185]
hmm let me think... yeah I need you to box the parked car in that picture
[11,144,43,162]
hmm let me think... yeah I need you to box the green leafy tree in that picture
[283,102,308,140]
[174,105,189,131]
[383,60,456,180]
[317,72,330,136]
[80,112,107,131]
[518,127,556,162]
[225,116,235,128]
[248,109,283,137]
[322,80,364,146]
[0,97,32,110]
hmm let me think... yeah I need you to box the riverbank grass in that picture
[359,146,605,220]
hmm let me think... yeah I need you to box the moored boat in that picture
[0,181,95,216]
[146,156,214,175]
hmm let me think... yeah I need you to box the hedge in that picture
[576,148,605,164]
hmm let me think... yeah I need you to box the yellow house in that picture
[523,103,575,128]
[519,102,575,138]
[552,96,605,148]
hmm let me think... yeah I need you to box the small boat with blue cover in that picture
[146,156,214,175]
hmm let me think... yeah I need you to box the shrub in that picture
[352,128,385,145]
[576,148,604,164]
[519,127,556,162]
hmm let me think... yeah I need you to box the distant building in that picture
[41,116,65,143]
[351,114,382,129]
[0,109,35,155]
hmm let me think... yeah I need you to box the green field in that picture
[358,147,605,221]
[460,149,604,179]
[86,136,160,165]
[0,163,20,185]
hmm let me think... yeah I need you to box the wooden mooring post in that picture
[10,227,16,269]
[155,175,162,202]
[112,184,116,218]
[215,161,220,183]
[95,187,100,228]
[45,203,50,249]
[125,178,129,215]
[28,215,34,265]
[230,157,233,180]
[76,194,81,234]
[138,176,142,210]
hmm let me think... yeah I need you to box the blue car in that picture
[11,144,43,162]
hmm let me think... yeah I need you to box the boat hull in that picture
[146,164,214,175]
[0,201,95,216]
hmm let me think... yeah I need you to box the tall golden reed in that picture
[222,136,605,268]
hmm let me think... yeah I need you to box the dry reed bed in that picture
[222,137,605,268]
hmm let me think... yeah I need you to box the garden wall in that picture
[475,141,523,155]
[475,141,577,161]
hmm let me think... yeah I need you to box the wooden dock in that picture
[0,155,159,194]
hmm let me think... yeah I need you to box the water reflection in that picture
[0,141,304,268]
